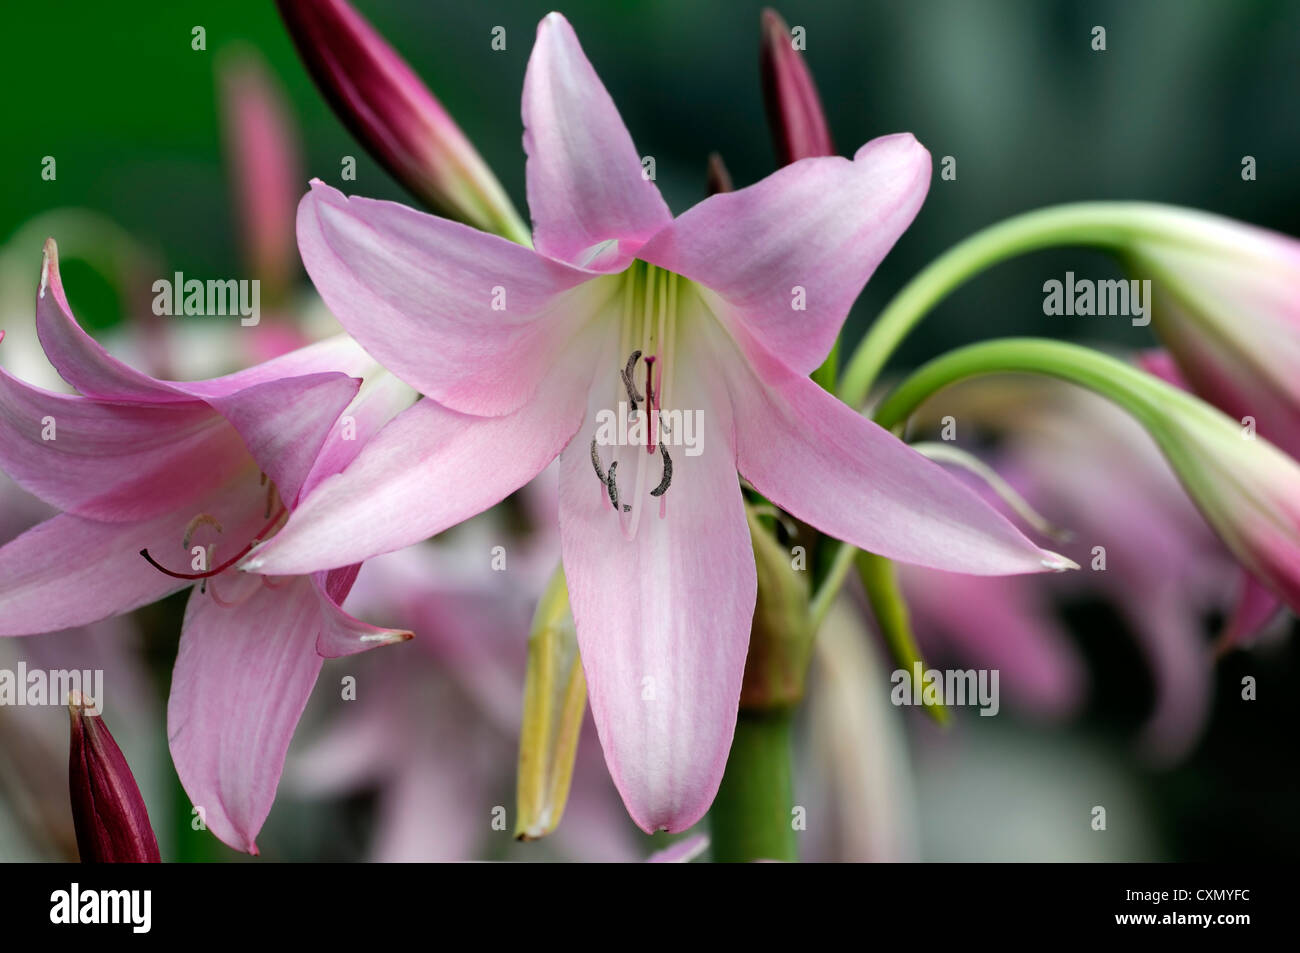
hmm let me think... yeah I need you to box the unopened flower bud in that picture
[68,691,160,863]
[276,0,531,243]
[759,8,834,165]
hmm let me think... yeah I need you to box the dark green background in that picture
[7,0,1299,361]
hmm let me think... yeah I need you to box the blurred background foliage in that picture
[1,0,1298,861]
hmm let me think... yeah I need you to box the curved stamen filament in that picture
[182,514,223,550]
[644,355,658,453]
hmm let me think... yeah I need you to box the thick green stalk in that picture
[708,507,811,862]
[709,711,797,862]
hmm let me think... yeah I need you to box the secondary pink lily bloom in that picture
[903,378,1260,761]
[0,242,414,853]
[248,13,1070,832]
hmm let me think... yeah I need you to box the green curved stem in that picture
[871,337,1170,435]
[838,202,1164,410]
[810,337,1178,647]
[812,203,1175,635]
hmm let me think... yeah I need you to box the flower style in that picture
[0,241,415,852]
[247,13,1071,832]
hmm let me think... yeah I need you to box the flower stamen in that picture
[650,445,672,498]
[621,349,643,411]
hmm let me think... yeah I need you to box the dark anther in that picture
[605,461,621,511]
[621,349,643,411]
[590,438,606,483]
[650,445,673,497]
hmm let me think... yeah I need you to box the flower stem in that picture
[708,710,797,862]
[838,202,1155,410]
[813,203,1163,637]
[871,337,1169,435]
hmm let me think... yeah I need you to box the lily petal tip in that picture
[362,628,414,646]
[1041,552,1079,573]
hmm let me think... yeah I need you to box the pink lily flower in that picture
[0,242,414,853]
[247,13,1071,833]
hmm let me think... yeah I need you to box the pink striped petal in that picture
[298,180,611,416]
[0,366,248,521]
[716,323,1071,575]
[522,13,671,270]
[168,575,324,853]
[35,240,182,403]
[201,372,359,507]
[638,135,930,376]
[244,334,599,575]
[559,323,754,833]
[314,568,412,659]
[0,476,266,636]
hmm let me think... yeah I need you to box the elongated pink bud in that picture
[219,48,301,301]
[706,152,734,195]
[759,8,834,164]
[276,0,530,243]
[68,692,160,863]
